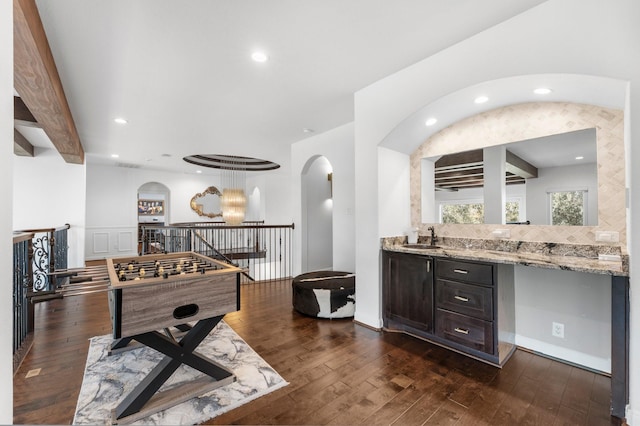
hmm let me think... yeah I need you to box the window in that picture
[441,202,484,224]
[549,190,587,226]
[505,201,521,223]
[439,198,524,224]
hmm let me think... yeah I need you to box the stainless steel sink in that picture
[403,244,441,249]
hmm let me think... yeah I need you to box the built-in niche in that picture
[301,156,333,272]
[410,102,625,246]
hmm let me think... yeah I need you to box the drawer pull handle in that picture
[453,269,468,274]
[454,327,469,335]
[454,295,469,302]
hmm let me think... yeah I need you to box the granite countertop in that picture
[381,236,628,277]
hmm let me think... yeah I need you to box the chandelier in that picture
[221,161,247,225]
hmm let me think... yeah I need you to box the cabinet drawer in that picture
[435,309,494,354]
[436,279,493,321]
[436,259,493,286]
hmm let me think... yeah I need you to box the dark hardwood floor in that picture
[14,278,621,425]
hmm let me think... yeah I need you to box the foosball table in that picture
[106,251,243,424]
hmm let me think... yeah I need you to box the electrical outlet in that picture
[552,322,565,338]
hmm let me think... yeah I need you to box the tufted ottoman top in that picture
[293,271,355,290]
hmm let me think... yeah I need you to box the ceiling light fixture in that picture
[114,118,128,124]
[575,156,584,160]
[183,154,281,225]
[196,170,202,174]
[221,158,248,225]
[111,154,119,158]
[425,117,438,126]
[303,128,315,133]
[474,96,489,104]
[251,51,269,63]
[534,87,553,95]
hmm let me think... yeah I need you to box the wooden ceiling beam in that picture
[14,95,38,124]
[13,0,84,164]
[435,149,483,169]
[14,128,34,157]
[506,150,537,179]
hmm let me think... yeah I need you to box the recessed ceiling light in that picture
[425,117,438,126]
[114,118,128,124]
[534,87,553,95]
[474,96,489,104]
[111,154,119,158]
[251,51,269,63]
[196,170,202,174]
[575,156,584,160]
[303,128,315,133]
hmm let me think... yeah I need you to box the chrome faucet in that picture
[427,226,438,246]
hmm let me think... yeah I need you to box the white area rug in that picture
[73,321,288,425]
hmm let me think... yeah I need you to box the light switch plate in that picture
[595,231,619,242]
[491,229,510,239]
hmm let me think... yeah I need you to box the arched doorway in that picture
[301,156,333,272]
[137,182,170,252]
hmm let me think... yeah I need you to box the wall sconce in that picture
[327,172,333,198]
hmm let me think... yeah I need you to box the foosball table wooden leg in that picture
[112,315,235,423]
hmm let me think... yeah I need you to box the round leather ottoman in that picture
[292,271,355,318]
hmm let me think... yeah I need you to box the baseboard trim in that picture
[13,332,34,376]
[353,319,381,332]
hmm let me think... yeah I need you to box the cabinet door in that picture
[385,252,433,332]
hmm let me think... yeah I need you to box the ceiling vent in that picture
[116,162,141,169]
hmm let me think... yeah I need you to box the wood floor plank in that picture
[13,279,620,426]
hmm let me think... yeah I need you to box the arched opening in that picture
[137,181,170,252]
[301,156,333,272]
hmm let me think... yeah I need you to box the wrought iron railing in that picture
[139,223,294,283]
[14,224,70,292]
[13,232,34,370]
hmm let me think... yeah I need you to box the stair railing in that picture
[13,231,34,372]
[139,222,294,284]
[13,224,71,293]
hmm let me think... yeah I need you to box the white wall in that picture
[301,156,333,271]
[262,171,294,225]
[1,1,12,421]
[85,163,290,259]
[13,148,86,267]
[526,163,598,226]
[515,266,611,373]
[378,147,411,238]
[292,122,355,276]
[354,0,640,420]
